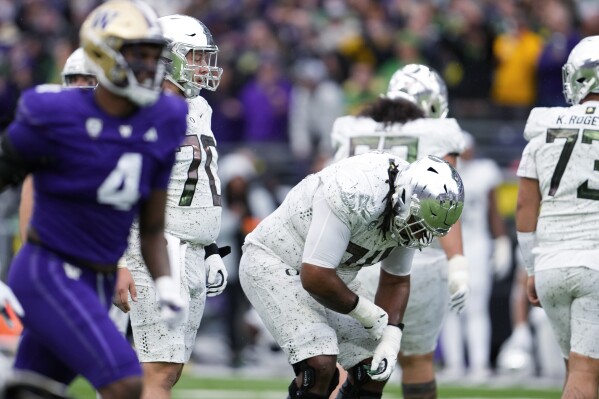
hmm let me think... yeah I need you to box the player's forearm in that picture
[19,175,34,242]
[300,262,358,314]
[374,270,410,325]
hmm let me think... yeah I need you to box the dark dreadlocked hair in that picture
[378,159,401,238]
[359,97,425,126]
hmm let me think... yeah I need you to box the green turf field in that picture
[69,374,562,399]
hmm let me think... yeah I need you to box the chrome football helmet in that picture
[562,36,599,105]
[159,14,222,98]
[79,0,166,106]
[391,155,464,249]
[385,64,449,118]
[61,48,97,88]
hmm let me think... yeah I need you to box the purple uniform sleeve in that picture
[7,88,58,165]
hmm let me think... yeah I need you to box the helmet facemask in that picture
[390,190,435,249]
[164,42,222,97]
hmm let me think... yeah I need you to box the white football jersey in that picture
[331,116,464,163]
[518,102,599,271]
[458,158,502,239]
[165,95,222,244]
[245,152,407,283]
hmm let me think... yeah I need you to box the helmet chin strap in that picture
[166,75,200,98]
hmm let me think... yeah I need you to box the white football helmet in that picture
[562,35,599,105]
[79,0,166,106]
[391,155,464,249]
[159,14,222,98]
[61,48,96,88]
[385,64,449,118]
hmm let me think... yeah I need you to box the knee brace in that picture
[288,360,339,399]
[401,380,437,399]
[336,380,382,399]
[336,363,382,399]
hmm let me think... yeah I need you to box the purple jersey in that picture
[8,84,187,266]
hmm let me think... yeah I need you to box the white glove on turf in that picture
[493,236,512,280]
[155,276,186,329]
[206,253,228,297]
[0,280,24,318]
[448,255,469,314]
[348,296,388,340]
[369,325,403,381]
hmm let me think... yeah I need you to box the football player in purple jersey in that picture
[19,47,98,244]
[0,1,188,399]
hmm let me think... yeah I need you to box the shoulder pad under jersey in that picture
[15,85,74,126]
[401,117,465,155]
[331,115,378,147]
[319,152,402,226]
[524,107,566,141]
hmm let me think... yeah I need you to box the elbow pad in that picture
[0,134,28,188]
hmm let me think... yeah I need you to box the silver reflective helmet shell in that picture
[61,48,96,88]
[385,64,449,119]
[159,14,222,98]
[391,155,464,249]
[562,35,599,105]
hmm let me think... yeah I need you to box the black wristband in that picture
[204,243,219,259]
[389,322,405,331]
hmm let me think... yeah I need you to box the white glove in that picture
[448,255,469,314]
[155,276,186,330]
[369,325,403,381]
[206,253,228,297]
[348,296,388,340]
[0,280,24,319]
[493,236,512,280]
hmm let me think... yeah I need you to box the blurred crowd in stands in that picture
[1,0,598,163]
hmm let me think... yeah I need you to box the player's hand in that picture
[348,296,388,340]
[0,280,24,321]
[206,254,228,297]
[369,325,402,381]
[113,264,136,313]
[493,236,512,280]
[155,276,187,329]
[448,255,469,314]
[526,275,541,307]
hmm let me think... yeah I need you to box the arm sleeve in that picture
[302,184,351,268]
[380,246,415,276]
